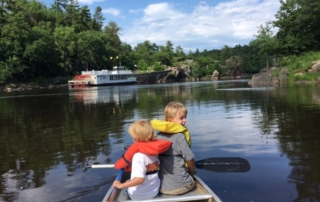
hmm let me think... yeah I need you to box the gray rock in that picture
[248,72,272,85]
[211,70,220,80]
[312,61,320,72]
[248,67,289,86]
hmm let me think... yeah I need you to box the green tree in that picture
[163,40,174,66]
[73,5,91,32]
[153,62,164,71]
[220,45,232,65]
[134,40,157,66]
[0,3,31,81]
[104,21,122,52]
[0,0,139,82]
[64,0,79,27]
[251,22,276,71]
[273,0,320,54]
[155,41,174,66]
[225,55,243,77]
[92,6,104,31]
[50,0,67,26]
[175,45,184,57]
[24,23,61,78]
[193,56,219,77]
[53,26,78,75]
[137,60,148,71]
[239,45,264,73]
[77,30,109,70]
[119,42,136,70]
[194,48,200,56]
[52,0,68,12]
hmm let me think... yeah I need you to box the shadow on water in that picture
[58,177,116,202]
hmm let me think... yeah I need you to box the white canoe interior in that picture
[102,172,221,202]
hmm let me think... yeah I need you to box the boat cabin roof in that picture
[113,66,125,70]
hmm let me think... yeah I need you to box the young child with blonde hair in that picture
[151,102,196,195]
[113,120,168,200]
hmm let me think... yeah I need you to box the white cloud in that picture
[120,0,280,51]
[78,0,104,5]
[102,8,121,16]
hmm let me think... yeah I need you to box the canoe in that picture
[102,171,222,202]
[84,157,249,201]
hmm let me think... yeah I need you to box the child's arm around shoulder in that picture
[113,177,144,189]
[113,152,147,189]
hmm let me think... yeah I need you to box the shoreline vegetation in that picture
[2,50,320,93]
[248,51,320,86]
[274,51,320,84]
[1,0,320,91]
[2,51,320,92]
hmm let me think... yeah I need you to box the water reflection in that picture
[0,81,320,201]
[0,86,137,201]
[68,86,137,105]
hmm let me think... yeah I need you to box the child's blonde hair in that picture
[164,102,187,121]
[128,120,156,142]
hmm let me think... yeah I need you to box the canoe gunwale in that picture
[102,174,221,202]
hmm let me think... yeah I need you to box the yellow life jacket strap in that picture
[150,119,191,147]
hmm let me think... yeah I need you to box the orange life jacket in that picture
[114,139,172,171]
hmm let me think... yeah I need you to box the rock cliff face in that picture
[135,66,191,84]
[135,59,224,83]
[135,70,171,84]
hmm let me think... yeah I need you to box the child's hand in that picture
[113,180,123,189]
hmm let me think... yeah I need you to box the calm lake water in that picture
[1,80,320,202]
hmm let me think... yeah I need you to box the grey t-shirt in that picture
[156,132,195,191]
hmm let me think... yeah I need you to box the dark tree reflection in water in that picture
[0,82,320,202]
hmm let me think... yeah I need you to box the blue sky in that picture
[42,0,280,52]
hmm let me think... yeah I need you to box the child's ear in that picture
[166,118,172,122]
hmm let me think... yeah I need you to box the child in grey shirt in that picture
[153,102,196,195]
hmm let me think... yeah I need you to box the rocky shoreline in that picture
[1,83,69,92]
[2,60,320,92]
[248,60,320,86]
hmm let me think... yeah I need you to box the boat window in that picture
[98,76,106,79]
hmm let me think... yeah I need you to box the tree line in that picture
[0,0,319,83]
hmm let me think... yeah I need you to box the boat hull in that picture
[102,171,221,202]
[68,80,136,88]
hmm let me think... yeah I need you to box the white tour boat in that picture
[68,66,136,87]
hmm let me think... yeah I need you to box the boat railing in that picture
[111,70,134,74]
[81,69,134,76]
[81,70,109,76]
